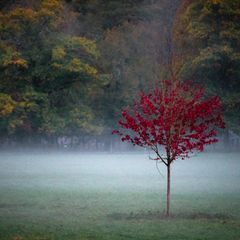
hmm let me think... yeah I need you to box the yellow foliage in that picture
[37,8,55,19]
[51,62,63,69]
[0,103,14,116]
[1,45,28,69]
[9,8,35,21]
[68,58,97,75]
[3,58,28,68]
[65,36,100,58]
[52,47,66,60]
[0,94,16,116]
[41,0,64,13]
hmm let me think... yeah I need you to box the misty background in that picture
[0,1,240,240]
[1,0,239,151]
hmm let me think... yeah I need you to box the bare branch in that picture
[151,145,168,166]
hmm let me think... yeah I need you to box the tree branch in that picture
[151,145,168,166]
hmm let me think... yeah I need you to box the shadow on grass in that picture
[0,203,35,208]
[107,211,233,221]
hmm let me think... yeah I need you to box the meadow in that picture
[0,151,239,240]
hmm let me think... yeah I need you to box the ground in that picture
[0,151,239,240]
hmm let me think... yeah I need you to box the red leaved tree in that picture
[113,80,225,216]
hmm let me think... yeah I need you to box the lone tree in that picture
[113,80,225,216]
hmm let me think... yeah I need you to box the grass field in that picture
[0,151,239,240]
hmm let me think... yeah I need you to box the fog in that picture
[0,151,239,195]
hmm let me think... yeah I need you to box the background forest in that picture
[0,2,240,240]
[0,0,239,148]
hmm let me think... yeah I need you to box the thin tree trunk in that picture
[166,164,171,217]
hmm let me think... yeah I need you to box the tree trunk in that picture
[166,164,171,217]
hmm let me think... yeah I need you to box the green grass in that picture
[0,152,239,240]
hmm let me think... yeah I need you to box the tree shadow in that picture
[0,203,35,208]
[107,210,233,221]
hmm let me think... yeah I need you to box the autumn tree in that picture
[173,0,240,132]
[0,0,105,142]
[113,80,225,216]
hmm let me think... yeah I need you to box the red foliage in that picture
[113,80,225,164]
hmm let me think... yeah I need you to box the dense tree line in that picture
[0,0,105,144]
[0,0,239,147]
[173,0,240,133]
